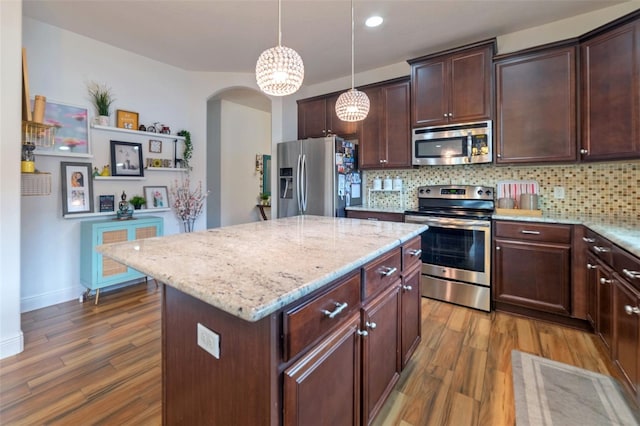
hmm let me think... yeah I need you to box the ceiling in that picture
[23,0,629,86]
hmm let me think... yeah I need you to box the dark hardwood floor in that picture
[0,282,621,425]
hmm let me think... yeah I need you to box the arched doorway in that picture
[206,87,272,228]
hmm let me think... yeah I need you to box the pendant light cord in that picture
[350,0,355,90]
[278,0,282,46]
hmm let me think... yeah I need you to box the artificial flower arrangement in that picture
[170,178,209,232]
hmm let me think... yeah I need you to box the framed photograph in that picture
[36,100,90,156]
[110,140,144,177]
[149,139,162,153]
[99,195,115,212]
[116,110,139,130]
[61,162,94,215]
[144,186,169,209]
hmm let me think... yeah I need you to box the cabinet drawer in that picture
[283,272,361,361]
[402,236,422,272]
[346,210,404,223]
[613,246,640,292]
[583,228,614,265]
[363,248,402,300]
[495,221,571,243]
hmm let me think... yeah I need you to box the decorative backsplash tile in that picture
[363,160,640,218]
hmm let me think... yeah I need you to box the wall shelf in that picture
[64,207,171,219]
[34,150,93,158]
[94,176,146,181]
[91,124,186,141]
[145,167,187,172]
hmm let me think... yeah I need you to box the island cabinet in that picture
[408,40,494,127]
[580,14,640,161]
[493,221,572,318]
[494,42,577,164]
[297,93,358,139]
[162,235,423,426]
[80,216,163,302]
[358,78,412,169]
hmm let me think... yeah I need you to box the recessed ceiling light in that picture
[365,16,383,28]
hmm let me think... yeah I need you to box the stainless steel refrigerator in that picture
[277,136,362,218]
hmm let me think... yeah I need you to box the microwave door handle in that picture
[467,132,472,163]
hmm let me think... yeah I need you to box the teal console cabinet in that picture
[80,216,163,303]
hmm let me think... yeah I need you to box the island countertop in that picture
[97,215,427,322]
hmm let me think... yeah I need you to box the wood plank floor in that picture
[0,282,619,425]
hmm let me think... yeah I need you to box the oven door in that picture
[404,215,491,286]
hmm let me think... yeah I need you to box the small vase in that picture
[97,115,109,126]
[182,219,195,233]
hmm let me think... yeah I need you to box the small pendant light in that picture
[255,0,304,96]
[335,0,370,122]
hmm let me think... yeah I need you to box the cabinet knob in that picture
[366,321,377,329]
[448,113,453,117]
[402,285,413,291]
[327,129,332,134]
[357,329,369,336]
[599,278,612,285]
[587,263,598,270]
[443,113,448,118]
[624,305,640,315]
[496,246,501,251]
[580,148,588,154]
[496,154,502,158]
[322,129,326,134]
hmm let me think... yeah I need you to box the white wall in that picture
[0,0,24,358]
[220,100,271,226]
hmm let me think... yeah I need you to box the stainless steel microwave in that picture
[412,120,492,166]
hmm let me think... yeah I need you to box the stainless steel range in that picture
[404,185,495,312]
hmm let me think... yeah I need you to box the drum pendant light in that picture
[335,0,370,122]
[255,0,304,96]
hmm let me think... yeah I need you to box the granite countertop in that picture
[97,215,428,322]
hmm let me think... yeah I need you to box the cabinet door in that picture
[359,86,384,169]
[613,277,640,402]
[400,266,421,369]
[362,283,401,425]
[97,227,129,282]
[326,93,359,138]
[597,265,614,353]
[297,98,327,139]
[283,314,361,426]
[411,58,448,127]
[581,20,640,161]
[496,45,577,163]
[449,45,493,124]
[586,253,600,329]
[494,239,571,315]
[383,80,412,168]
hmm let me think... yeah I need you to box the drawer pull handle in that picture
[599,278,612,285]
[365,321,377,330]
[623,269,640,280]
[402,285,413,291]
[582,237,596,243]
[321,302,348,319]
[624,305,640,315]
[357,329,369,336]
[593,246,610,253]
[408,249,422,257]
[587,263,598,270]
[520,230,541,235]
[377,266,397,277]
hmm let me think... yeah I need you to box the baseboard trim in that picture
[20,286,83,313]
[0,331,24,359]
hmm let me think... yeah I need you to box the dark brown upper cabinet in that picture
[297,93,358,139]
[495,42,577,164]
[408,40,495,127]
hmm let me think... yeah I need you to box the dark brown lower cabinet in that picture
[362,283,401,425]
[284,314,362,426]
[613,276,640,406]
[400,265,421,368]
[596,262,614,352]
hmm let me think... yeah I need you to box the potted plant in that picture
[259,193,270,206]
[87,81,115,126]
[129,195,146,210]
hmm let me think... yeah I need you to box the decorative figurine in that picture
[138,124,147,132]
[93,167,100,177]
[116,190,133,220]
[100,164,111,176]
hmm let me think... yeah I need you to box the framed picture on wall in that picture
[35,100,90,156]
[110,140,144,177]
[116,109,139,130]
[143,186,169,209]
[61,162,94,215]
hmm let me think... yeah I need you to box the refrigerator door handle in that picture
[296,154,302,213]
[302,154,308,212]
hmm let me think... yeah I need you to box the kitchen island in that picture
[97,215,427,425]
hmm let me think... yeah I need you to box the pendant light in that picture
[255,0,304,96]
[335,0,370,122]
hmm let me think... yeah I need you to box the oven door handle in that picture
[405,215,490,229]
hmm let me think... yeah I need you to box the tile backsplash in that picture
[363,160,640,217]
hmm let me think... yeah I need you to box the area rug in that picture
[511,350,639,426]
